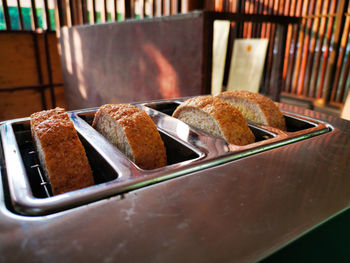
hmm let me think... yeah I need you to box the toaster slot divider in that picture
[139,104,228,157]
[69,113,138,179]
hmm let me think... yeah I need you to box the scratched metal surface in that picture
[0,104,350,263]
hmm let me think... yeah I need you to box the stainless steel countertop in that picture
[0,103,349,263]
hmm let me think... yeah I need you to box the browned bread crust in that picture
[30,108,94,195]
[216,90,286,130]
[172,96,255,145]
[92,104,167,170]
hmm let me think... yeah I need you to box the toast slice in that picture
[216,90,286,131]
[92,104,167,170]
[30,108,94,195]
[172,96,255,146]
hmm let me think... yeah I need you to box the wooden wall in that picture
[0,31,65,121]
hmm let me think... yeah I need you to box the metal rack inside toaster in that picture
[0,99,332,216]
[10,125,53,198]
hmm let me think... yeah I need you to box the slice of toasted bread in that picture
[92,104,167,170]
[172,96,255,145]
[216,90,286,130]
[30,108,94,195]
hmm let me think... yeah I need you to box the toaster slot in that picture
[77,111,95,124]
[248,125,276,142]
[284,115,318,132]
[145,102,181,116]
[145,102,276,143]
[77,112,201,170]
[12,126,52,198]
[159,131,199,165]
[12,122,117,198]
[145,101,324,134]
[78,135,117,183]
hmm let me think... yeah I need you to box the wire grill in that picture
[15,130,53,198]
[29,156,51,198]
